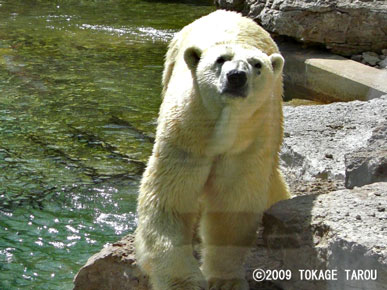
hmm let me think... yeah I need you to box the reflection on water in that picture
[0,0,214,289]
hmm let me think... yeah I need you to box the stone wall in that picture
[215,0,387,56]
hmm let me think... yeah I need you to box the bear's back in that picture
[179,10,278,56]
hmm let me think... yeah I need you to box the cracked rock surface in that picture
[216,0,387,56]
[263,182,387,290]
[345,122,387,189]
[281,95,387,195]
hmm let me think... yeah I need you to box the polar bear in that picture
[135,10,290,290]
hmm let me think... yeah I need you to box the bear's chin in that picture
[220,87,248,98]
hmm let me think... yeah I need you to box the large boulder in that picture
[280,95,387,194]
[73,234,281,290]
[73,235,149,290]
[216,0,387,56]
[74,184,387,290]
[263,182,387,290]
[345,122,387,189]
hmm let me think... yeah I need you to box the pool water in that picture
[0,1,214,289]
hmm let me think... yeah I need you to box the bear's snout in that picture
[227,69,247,89]
[222,69,248,98]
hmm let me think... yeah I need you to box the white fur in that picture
[135,10,290,290]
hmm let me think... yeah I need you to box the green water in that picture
[0,1,214,289]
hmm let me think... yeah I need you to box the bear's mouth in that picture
[221,87,248,98]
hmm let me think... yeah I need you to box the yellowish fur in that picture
[135,10,290,290]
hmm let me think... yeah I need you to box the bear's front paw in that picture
[208,278,249,290]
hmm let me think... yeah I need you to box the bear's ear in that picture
[269,53,284,77]
[184,46,202,71]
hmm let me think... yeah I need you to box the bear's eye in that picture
[216,56,226,65]
[254,62,262,69]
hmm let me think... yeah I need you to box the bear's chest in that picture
[205,106,256,156]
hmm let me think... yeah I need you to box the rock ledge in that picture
[263,182,387,290]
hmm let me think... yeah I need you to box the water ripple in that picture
[79,24,175,42]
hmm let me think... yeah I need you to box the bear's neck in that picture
[205,105,239,156]
[205,96,282,157]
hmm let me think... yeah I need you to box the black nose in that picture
[226,69,247,89]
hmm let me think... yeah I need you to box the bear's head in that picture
[184,43,284,114]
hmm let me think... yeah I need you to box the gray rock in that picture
[362,52,381,66]
[281,95,387,194]
[379,58,387,69]
[214,0,246,12]
[216,0,387,56]
[73,235,149,290]
[350,52,387,69]
[73,234,282,290]
[263,182,387,290]
[350,54,362,62]
[74,184,387,290]
[345,123,387,189]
